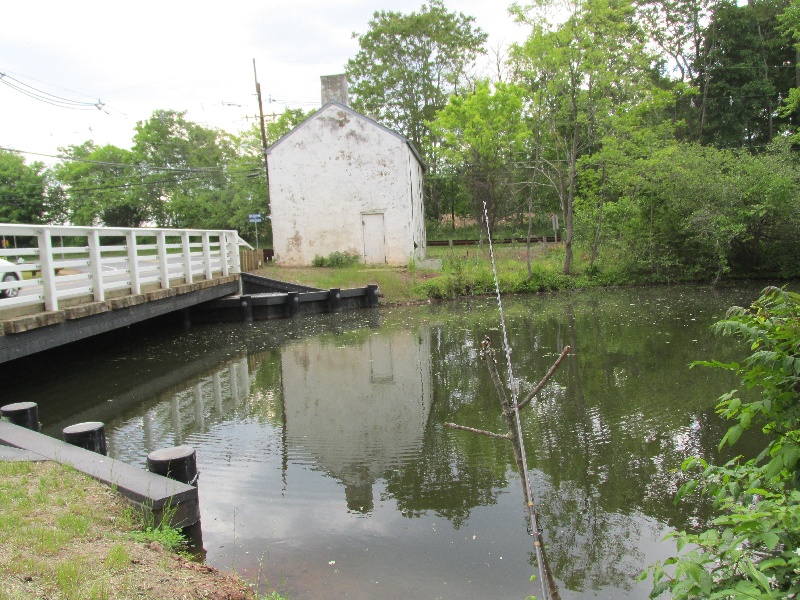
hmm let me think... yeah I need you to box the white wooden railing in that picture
[0,224,242,312]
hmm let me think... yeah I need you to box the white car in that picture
[0,258,23,298]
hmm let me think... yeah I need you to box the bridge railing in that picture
[0,224,241,312]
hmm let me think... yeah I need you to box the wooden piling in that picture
[329,288,341,312]
[62,421,107,455]
[147,446,199,487]
[1,402,40,432]
[240,295,254,323]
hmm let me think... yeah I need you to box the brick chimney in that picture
[320,74,349,107]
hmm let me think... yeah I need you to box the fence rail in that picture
[0,224,242,312]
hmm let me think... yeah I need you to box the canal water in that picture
[2,283,769,599]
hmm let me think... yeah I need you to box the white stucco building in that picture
[266,76,427,266]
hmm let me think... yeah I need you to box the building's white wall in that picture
[268,104,425,266]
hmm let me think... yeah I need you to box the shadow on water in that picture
[0,283,771,599]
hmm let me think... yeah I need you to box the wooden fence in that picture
[239,248,274,272]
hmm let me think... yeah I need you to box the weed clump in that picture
[312,251,360,268]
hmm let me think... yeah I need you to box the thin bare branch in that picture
[444,422,513,439]
[517,345,571,410]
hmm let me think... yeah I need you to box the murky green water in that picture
[2,283,770,599]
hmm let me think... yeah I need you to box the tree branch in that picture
[517,345,571,410]
[444,422,513,439]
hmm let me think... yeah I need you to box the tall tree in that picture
[429,81,529,231]
[132,110,237,228]
[346,0,488,154]
[0,150,48,224]
[54,142,150,227]
[696,0,796,148]
[511,0,660,274]
[777,0,800,142]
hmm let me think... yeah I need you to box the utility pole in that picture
[253,59,270,213]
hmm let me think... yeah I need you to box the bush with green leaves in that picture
[311,251,360,268]
[645,286,800,598]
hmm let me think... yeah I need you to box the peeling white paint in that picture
[267,103,426,266]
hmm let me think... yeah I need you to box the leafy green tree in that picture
[265,108,313,145]
[599,141,800,280]
[633,0,714,141]
[777,0,800,142]
[53,142,149,227]
[0,150,48,224]
[647,286,800,598]
[132,110,238,228]
[696,0,796,148]
[511,0,660,274]
[346,0,488,153]
[429,80,529,231]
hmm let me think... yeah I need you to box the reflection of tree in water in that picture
[388,288,756,592]
[385,322,515,528]
[534,476,648,592]
[383,421,509,528]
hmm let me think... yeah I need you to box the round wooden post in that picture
[367,284,379,308]
[62,421,107,455]
[329,288,341,312]
[286,291,299,317]
[147,446,199,486]
[147,445,204,556]
[1,402,40,431]
[240,295,253,323]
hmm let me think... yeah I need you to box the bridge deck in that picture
[0,275,240,364]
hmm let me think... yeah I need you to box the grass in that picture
[253,241,636,304]
[0,460,286,599]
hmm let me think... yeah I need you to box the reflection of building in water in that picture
[281,329,432,513]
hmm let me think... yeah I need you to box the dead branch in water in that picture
[444,423,513,439]
[517,345,571,410]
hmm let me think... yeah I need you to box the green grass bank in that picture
[0,461,285,600]
[252,242,714,305]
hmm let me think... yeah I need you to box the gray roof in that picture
[266,101,426,172]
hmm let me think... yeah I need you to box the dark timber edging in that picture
[195,274,379,323]
[0,420,199,528]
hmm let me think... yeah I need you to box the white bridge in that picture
[0,224,242,312]
[0,223,244,363]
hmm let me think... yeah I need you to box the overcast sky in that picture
[1,1,529,165]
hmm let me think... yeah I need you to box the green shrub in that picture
[645,286,800,598]
[312,251,360,268]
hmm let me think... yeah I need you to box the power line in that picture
[0,71,106,112]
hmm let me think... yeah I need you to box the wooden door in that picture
[362,213,386,264]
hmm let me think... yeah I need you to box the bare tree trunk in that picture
[563,121,579,276]
[527,133,541,280]
[756,21,774,142]
[589,164,606,270]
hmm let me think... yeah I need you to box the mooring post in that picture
[287,291,299,317]
[367,284,379,308]
[329,288,341,313]
[62,421,108,455]
[1,402,40,432]
[146,445,204,556]
[240,295,253,323]
[147,445,199,487]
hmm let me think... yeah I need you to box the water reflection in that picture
[2,283,771,599]
[281,329,432,513]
